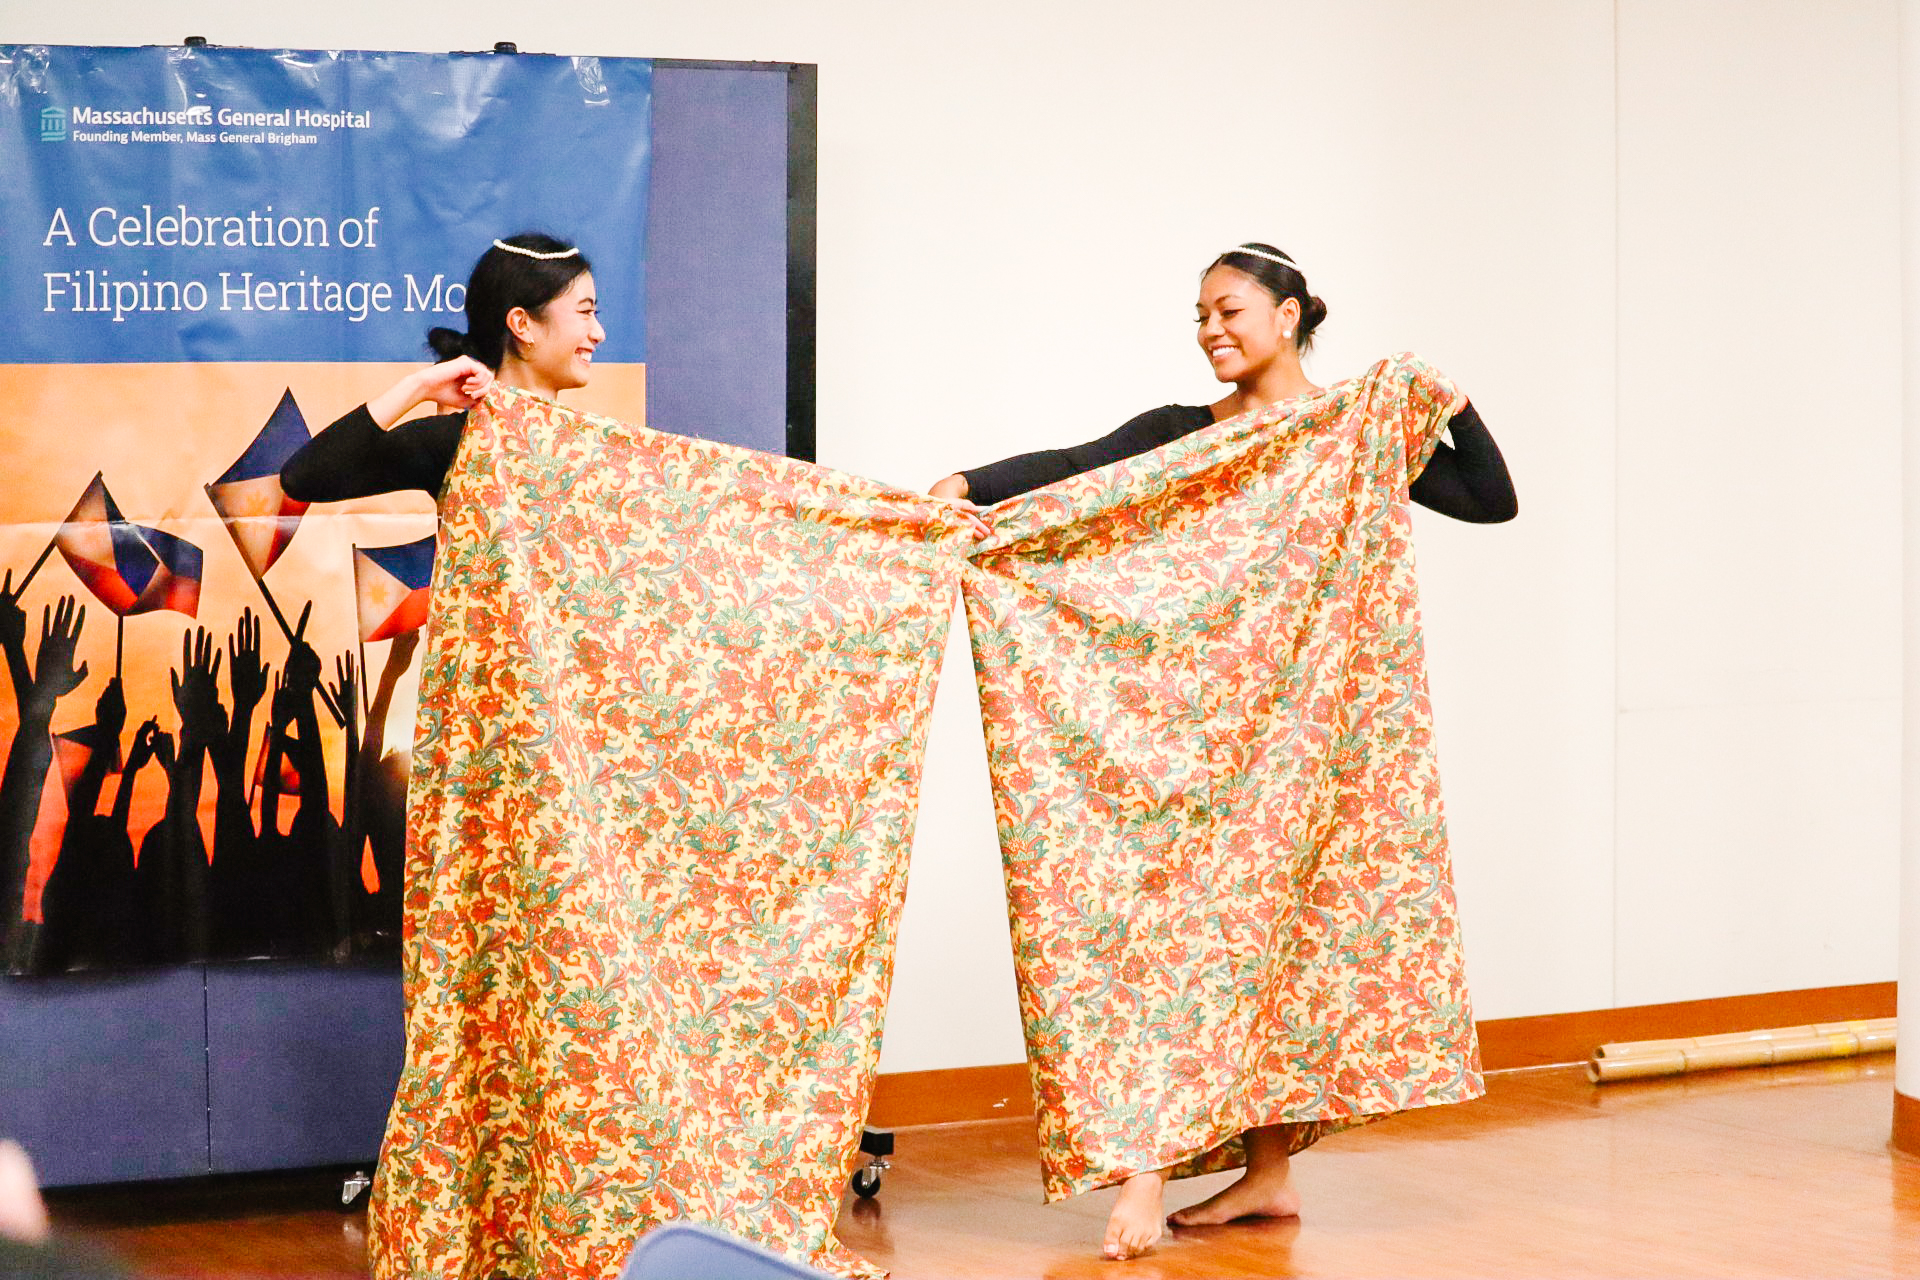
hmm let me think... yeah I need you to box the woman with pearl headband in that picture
[282,232,619,1277]
[284,232,604,505]
[935,243,1514,1261]
[285,230,984,1280]
[934,244,1515,524]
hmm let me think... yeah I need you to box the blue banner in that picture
[0,44,652,977]
[0,44,652,363]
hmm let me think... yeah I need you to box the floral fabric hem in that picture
[368,385,970,1279]
[964,354,1485,1201]
[369,352,1487,1275]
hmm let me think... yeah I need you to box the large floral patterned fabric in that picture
[371,352,1486,1275]
[964,354,1485,1200]
[370,386,970,1280]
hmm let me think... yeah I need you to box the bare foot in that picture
[0,1141,49,1244]
[1166,1163,1301,1227]
[1103,1170,1167,1260]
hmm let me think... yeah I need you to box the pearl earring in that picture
[1283,329,1294,339]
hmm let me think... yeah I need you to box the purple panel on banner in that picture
[647,65,788,455]
[0,967,209,1186]
[205,960,402,1173]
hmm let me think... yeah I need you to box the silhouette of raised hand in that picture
[95,677,127,739]
[65,676,126,821]
[280,602,321,699]
[1,595,86,950]
[325,652,359,734]
[264,672,300,825]
[150,727,176,775]
[170,626,227,745]
[24,596,89,719]
[210,608,267,790]
[385,627,420,674]
[0,572,29,719]
[0,571,24,656]
[227,607,269,722]
[269,671,302,738]
[110,717,166,832]
[125,718,163,775]
[359,630,417,774]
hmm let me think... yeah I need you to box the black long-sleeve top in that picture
[281,406,468,503]
[285,399,1518,526]
[961,401,1517,523]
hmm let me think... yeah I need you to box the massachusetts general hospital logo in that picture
[40,107,66,142]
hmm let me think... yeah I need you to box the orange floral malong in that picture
[371,353,1481,1275]
[963,354,1485,1201]
[369,385,970,1280]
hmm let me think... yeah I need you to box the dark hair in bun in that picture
[426,232,594,368]
[1208,243,1328,353]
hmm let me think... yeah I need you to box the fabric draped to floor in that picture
[370,356,1481,1278]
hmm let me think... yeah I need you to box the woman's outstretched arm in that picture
[936,407,1203,505]
[1409,402,1517,523]
[281,358,492,502]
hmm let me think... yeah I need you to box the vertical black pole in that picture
[786,63,818,464]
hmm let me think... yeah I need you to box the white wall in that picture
[13,1,1901,1072]
[1614,0,1902,1005]
[1902,0,1920,1109]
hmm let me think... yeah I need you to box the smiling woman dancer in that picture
[282,231,609,1278]
[284,231,601,503]
[936,244,1515,1261]
[933,243,1513,524]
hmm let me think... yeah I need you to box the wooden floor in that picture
[45,1057,1920,1278]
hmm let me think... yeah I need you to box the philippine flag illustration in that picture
[352,536,435,642]
[53,473,203,617]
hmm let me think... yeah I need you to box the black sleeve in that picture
[1408,402,1517,524]
[960,407,1204,506]
[281,406,466,502]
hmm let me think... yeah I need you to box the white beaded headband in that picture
[493,238,580,261]
[1222,245,1301,272]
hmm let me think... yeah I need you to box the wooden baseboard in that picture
[869,1062,1035,1129]
[1474,981,1896,1070]
[868,981,1898,1129]
[1895,1090,1920,1159]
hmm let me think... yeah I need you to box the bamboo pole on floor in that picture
[1588,1018,1896,1083]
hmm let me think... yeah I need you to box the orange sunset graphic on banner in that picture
[0,360,645,971]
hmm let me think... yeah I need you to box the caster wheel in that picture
[340,1169,373,1211]
[850,1164,883,1198]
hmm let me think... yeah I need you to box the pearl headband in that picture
[1222,245,1301,272]
[493,239,580,261]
